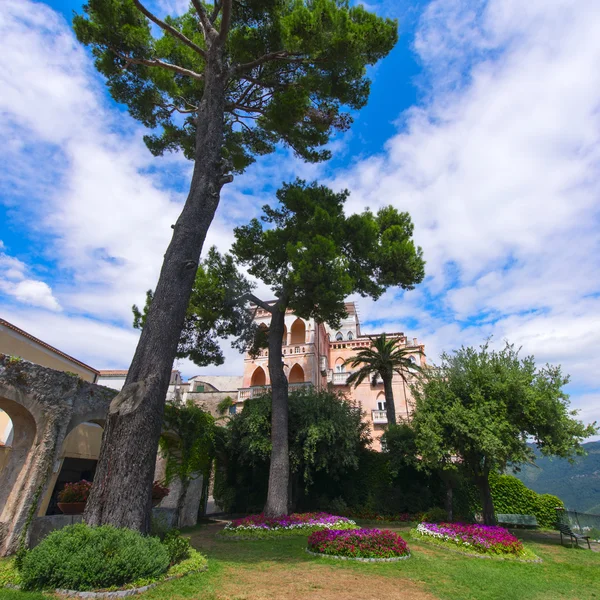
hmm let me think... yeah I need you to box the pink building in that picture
[239,302,425,450]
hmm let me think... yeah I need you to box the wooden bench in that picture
[556,522,592,549]
[496,514,538,528]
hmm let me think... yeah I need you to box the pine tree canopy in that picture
[73,0,398,171]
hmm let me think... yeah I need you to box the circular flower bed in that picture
[220,512,357,538]
[414,522,536,560]
[307,528,410,561]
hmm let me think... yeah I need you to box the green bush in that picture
[421,507,448,523]
[535,493,564,528]
[19,524,170,591]
[162,531,191,565]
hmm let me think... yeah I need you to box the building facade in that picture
[239,302,425,450]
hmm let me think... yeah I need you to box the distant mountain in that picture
[512,441,600,514]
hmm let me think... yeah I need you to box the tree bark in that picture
[475,474,496,525]
[382,373,396,426]
[263,304,290,516]
[84,50,229,533]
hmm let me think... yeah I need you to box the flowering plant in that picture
[308,528,410,559]
[152,481,170,500]
[57,480,92,503]
[222,512,357,537]
[415,522,525,556]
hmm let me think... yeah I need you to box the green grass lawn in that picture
[2,521,599,599]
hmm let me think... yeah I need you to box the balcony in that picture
[371,410,388,424]
[332,371,352,385]
[237,382,312,401]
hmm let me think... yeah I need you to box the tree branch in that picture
[112,49,204,81]
[241,293,274,313]
[210,0,222,23]
[132,0,206,59]
[191,0,218,41]
[218,0,232,42]
[234,51,312,73]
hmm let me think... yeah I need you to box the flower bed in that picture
[307,528,410,560]
[220,512,357,538]
[414,522,536,560]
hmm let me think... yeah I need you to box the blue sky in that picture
[1,0,599,439]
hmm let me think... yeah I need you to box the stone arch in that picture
[288,364,305,384]
[290,318,306,345]
[250,366,266,387]
[0,396,38,520]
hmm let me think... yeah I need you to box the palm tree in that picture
[344,333,422,425]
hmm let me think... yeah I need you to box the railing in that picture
[371,410,388,424]
[332,371,352,385]
[237,382,312,401]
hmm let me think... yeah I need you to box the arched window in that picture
[335,357,345,373]
[409,355,417,364]
[288,364,305,384]
[250,366,266,387]
[347,331,353,340]
[335,332,343,341]
[290,318,306,345]
[376,392,386,412]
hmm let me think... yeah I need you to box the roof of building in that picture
[188,374,244,391]
[0,318,99,375]
[98,370,129,377]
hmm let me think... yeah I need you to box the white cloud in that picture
[331,0,600,436]
[0,244,61,311]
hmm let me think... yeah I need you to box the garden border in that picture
[4,565,208,598]
[411,533,542,563]
[305,548,411,562]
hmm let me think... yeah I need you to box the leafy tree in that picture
[159,400,215,527]
[345,333,423,426]
[231,180,425,514]
[215,388,370,512]
[411,341,598,525]
[74,0,398,531]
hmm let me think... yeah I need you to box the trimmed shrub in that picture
[162,530,191,565]
[535,493,564,528]
[19,524,169,591]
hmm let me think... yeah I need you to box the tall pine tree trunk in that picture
[84,54,229,533]
[264,305,289,516]
[383,373,396,426]
[475,473,496,526]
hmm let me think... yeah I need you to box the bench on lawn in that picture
[496,514,538,528]
[556,522,592,549]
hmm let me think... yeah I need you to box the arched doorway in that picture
[289,364,305,384]
[335,357,346,373]
[0,398,37,519]
[290,318,306,345]
[251,366,266,387]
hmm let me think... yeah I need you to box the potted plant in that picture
[57,480,92,515]
[152,481,170,507]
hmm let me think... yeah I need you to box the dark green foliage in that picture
[19,524,169,591]
[214,388,371,511]
[133,248,254,366]
[232,180,425,328]
[162,530,191,565]
[456,475,564,528]
[73,0,398,170]
[159,401,215,501]
[421,507,448,523]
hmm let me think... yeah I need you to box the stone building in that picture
[239,302,425,450]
